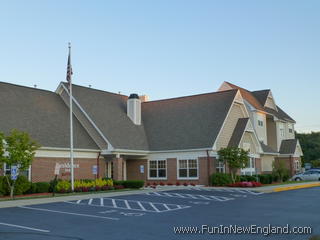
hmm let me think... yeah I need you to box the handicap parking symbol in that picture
[189,201,210,205]
[120,212,145,217]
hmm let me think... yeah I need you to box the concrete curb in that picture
[0,188,168,209]
[273,182,320,192]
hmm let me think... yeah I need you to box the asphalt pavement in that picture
[0,187,319,240]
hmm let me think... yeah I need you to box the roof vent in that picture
[127,93,141,125]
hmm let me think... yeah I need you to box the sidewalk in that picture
[0,188,163,209]
[154,182,320,193]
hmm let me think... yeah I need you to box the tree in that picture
[0,129,39,198]
[296,131,320,162]
[272,160,289,182]
[218,147,249,183]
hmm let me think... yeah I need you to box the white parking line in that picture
[0,222,50,233]
[187,187,264,195]
[148,203,160,212]
[146,192,234,201]
[137,201,147,211]
[67,198,190,213]
[19,206,119,221]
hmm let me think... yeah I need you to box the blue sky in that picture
[0,0,319,132]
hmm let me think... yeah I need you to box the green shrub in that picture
[35,182,50,193]
[210,173,232,186]
[122,180,144,189]
[56,180,71,193]
[0,176,6,196]
[257,174,273,184]
[13,176,31,195]
[25,183,37,194]
[239,175,257,182]
[49,179,60,193]
[0,175,31,195]
[113,180,125,186]
[112,180,144,188]
[282,173,290,182]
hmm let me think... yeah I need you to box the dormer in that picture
[264,91,278,111]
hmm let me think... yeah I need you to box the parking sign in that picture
[92,165,98,175]
[11,165,18,180]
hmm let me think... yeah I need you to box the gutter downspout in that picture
[206,150,211,186]
[96,152,101,179]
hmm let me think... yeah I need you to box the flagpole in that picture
[68,42,75,191]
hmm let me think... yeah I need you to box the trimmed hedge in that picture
[257,174,273,184]
[210,173,232,186]
[35,182,50,193]
[238,175,258,182]
[114,180,144,189]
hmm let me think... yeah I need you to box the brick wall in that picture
[126,157,217,186]
[275,156,301,176]
[31,157,106,182]
[126,159,148,181]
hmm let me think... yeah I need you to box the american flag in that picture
[66,43,73,84]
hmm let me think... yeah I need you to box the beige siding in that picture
[285,122,295,140]
[265,96,277,110]
[266,118,277,151]
[240,132,258,154]
[253,112,268,144]
[215,103,246,149]
[261,155,275,172]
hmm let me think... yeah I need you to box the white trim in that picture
[35,149,100,158]
[40,147,99,152]
[177,158,199,180]
[60,83,114,150]
[147,159,167,180]
[28,165,31,181]
[102,148,217,158]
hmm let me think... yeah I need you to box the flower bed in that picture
[227,181,262,188]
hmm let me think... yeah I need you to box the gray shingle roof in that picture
[228,118,249,147]
[142,90,237,151]
[66,83,150,150]
[264,106,296,123]
[251,90,270,106]
[225,82,295,123]
[260,142,278,154]
[279,139,298,154]
[0,82,99,149]
[64,83,237,151]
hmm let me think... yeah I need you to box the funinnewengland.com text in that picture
[173,224,312,236]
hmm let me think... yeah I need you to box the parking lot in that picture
[0,187,319,240]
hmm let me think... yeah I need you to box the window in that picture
[294,160,300,171]
[149,160,167,179]
[245,158,255,168]
[258,120,263,127]
[241,157,255,175]
[178,159,198,179]
[216,161,225,173]
[289,128,293,133]
[279,123,285,137]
